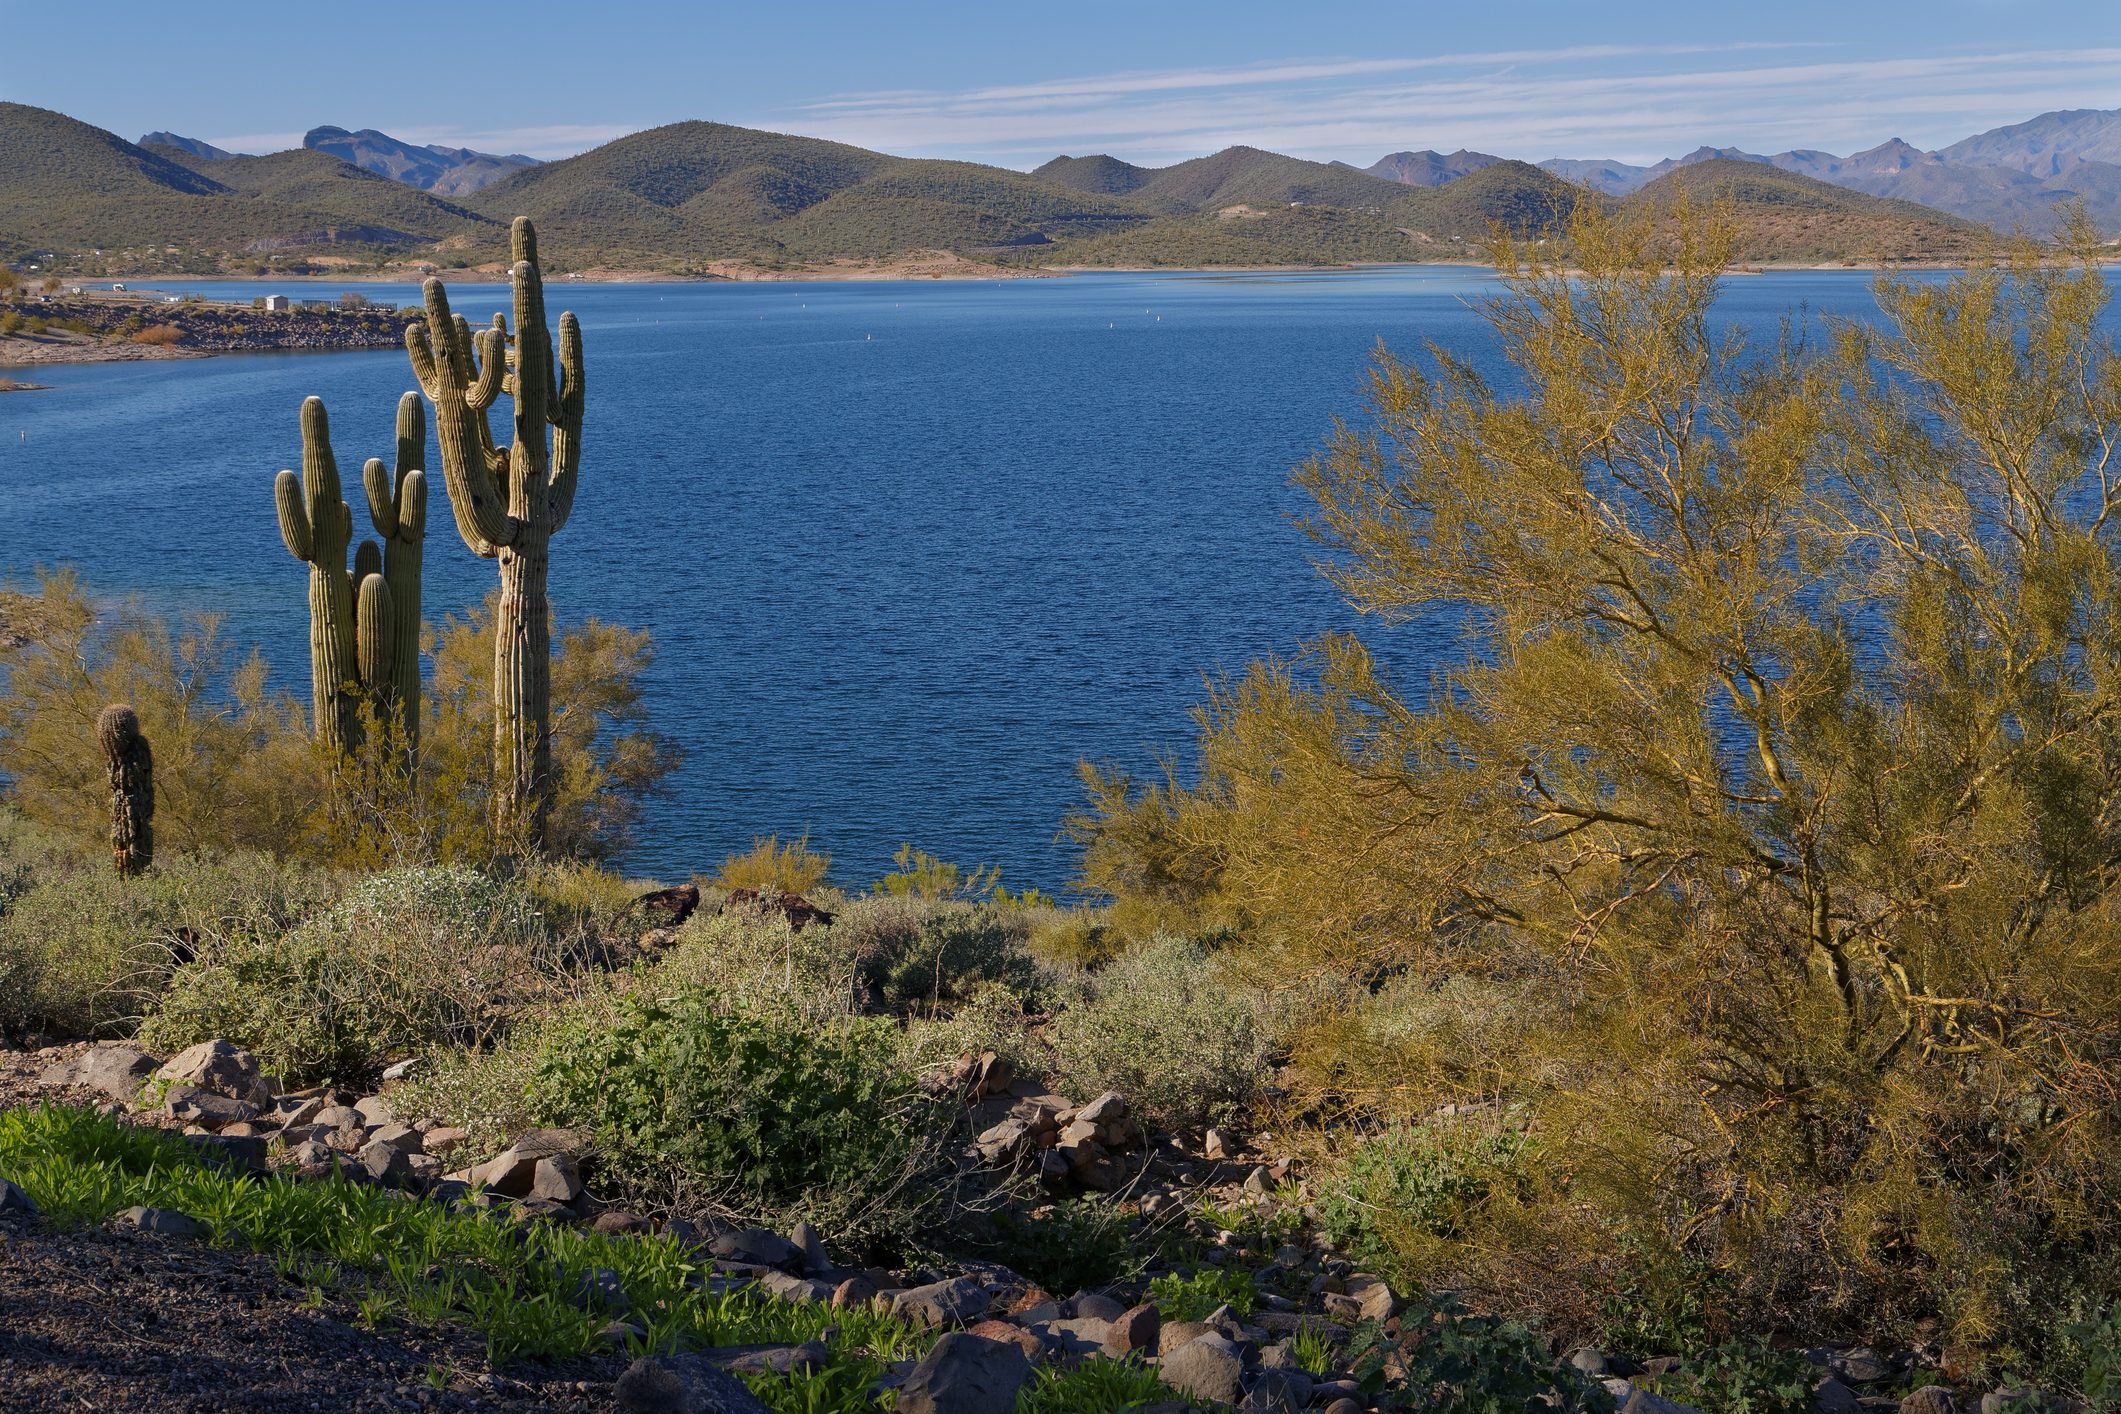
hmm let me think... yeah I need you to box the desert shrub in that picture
[0,847,333,1041]
[713,833,832,895]
[139,865,582,1084]
[656,905,864,1024]
[897,979,1050,1078]
[131,323,182,345]
[1387,1294,1614,1414]
[0,572,322,859]
[525,989,939,1244]
[1026,908,1127,969]
[1316,1115,1541,1277]
[1642,1339,1813,1414]
[978,1199,1142,1295]
[1069,209,2121,1348]
[1048,934,1273,1132]
[828,895,1045,1010]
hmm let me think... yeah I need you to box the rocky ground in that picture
[0,295,418,365]
[0,1038,2077,1414]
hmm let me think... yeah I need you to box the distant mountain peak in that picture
[303,125,539,195]
[1365,148,1501,187]
[139,131,236,160]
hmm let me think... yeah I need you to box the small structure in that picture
[110,282,126,292]
[263,294,290,312]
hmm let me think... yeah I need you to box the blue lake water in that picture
[0,266,2050,889]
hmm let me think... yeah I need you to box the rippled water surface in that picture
[0,267,1998,886]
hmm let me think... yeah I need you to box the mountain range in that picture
[2,101,2107,277]
[1486,110,2121,234]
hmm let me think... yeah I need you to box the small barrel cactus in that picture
[96,703,153,875]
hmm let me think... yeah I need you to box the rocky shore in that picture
[0,295,419,366]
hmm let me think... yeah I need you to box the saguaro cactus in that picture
[407,216,584,847]
[274,396,413,752]
[360,392,428,753]
[96,703,153,876]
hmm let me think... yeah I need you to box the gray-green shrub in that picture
[139,864,582,1085]
[1048,933,1274,1131]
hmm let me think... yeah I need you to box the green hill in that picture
[1385,160,1583,246]
[1625,159,1994,261]
[0,103,485,264]
[2,105,2005,275]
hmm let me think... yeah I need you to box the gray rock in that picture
[357,1139,412,1187]
[1981,1391,2046,1414]
[186,1132,267,1172]
[892,1276,992,1329]
[1812,1377,1864,1414]
[531,1154,582,1204]
[163,1085,257,1131]
[613,1354,774,1414]
[1029,1316,1108,1357]
[116,1205,203,1238]
[788,1219,830,1275]
[1240,1368,1312,1413]
[41,1044,159,1101]
[1077,1092,1128,1124]
[370,1123,424,1154]
[461,1129,576,1197]
[155,1039,278,1106]
[0,1177,38,1218]
[711,1227,801,1272]
[313,1104,363,1130]
[1203,1127,1231,1159]
[719,1343,828,1377]
[1620,1388,1709,1414]
[1071,1291,1126,1321]
[1160,1332,1248,1406]
[1243,1165,1272,1194]
[574,1267,630,1316]
[1571,1347,1611,1377]
[1900,1389,1956,1414]
[975,1117,1033,1163]
[353,1094,396,1126]
[1159,1319,1216,1352]
[831,1275,878,1309]
[896,1332,1033,1414]
[1833,1348,1894,1386]
[756,1270,836,1304]
[380,1058,420,1082]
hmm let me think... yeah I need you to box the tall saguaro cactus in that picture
[274,396,415,753]
[407,216,584,847]
[361,392,429,754]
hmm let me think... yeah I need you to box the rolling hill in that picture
[0,103,487,264]
[1387,161,1581,244]
[1631,160,1993,262]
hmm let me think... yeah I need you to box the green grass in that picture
[0,1104,1206,1412]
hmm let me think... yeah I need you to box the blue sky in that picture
[5,0,2117,167]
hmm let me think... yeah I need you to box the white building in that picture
[263,294,290,312]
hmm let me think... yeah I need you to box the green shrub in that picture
[139,865,579,1085]
[897,979,1049,1079]
[1643,1339,1813,1414]
[1151,1266,1258,1320]
[525,989,939,1245]
[1048,934,1273,1131]
[0,848,331,1041]
[979,1200,1141,1295]
[1388,1294,1614,1414]
[657,906,864,1025]
[829,896,1045,1010]
[872,843,999,901]
[1027,909,1127,968]
[1317,1115,1540,1274]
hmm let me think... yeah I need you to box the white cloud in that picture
[782,44,2121,167]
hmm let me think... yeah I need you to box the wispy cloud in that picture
[786,44,2121,167]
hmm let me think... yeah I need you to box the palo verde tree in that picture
[1075,204,2121,1345]
[407,216,584,849]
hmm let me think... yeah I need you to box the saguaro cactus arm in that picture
[274,398,359,748]
[408,280,516,556]
[548,310,585,533]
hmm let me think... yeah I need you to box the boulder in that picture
[163,1085,257,1132]
[1104,1302,1161,1357]
[1900,1389,1957,1414]
[460,1129,576,1197]
[358,1139,412,1187]
[1240,1368,1312,1413]
[1071,1292,1126,1321]
[353,1094,396,1126]
[967,1319,1048,1361]
[116,1205,203,1238]
[896,1332,1033,1414]
[614,1354,774,1414]
[788,1219,830,1275]
[0,1177,38,1218]
[1830,1348,1894,1386]
[1619,1388,1709,1414]
[719,1343,828,1377]
[893,1276,993,1329]
[711,1227,802,1272]
[756,1270,836,1305]
[154,1040,277,1106]
[594,1210,654,1237]
[422,1126,470,1156]
[186,1132,268,1173]
[1811,1376,1864,1414]
[975,1117,1034,1164]
[831,1275,877,1309]
[634,883,702,926]
[1160,1332,1249,1406]
[370,1124,424,1154]
[531,1154,582,1204]
[41,1044,159,1102]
